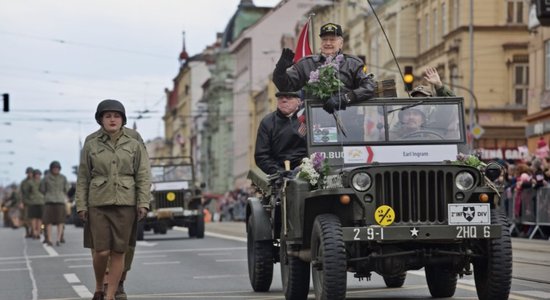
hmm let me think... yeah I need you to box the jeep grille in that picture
[153,191,185,209]
[373,168,455,224]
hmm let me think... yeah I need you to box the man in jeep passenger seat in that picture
[254,91,307,175]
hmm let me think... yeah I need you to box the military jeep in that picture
[138,156,204,239]
[246,97,512,300]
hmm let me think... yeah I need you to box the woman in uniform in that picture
[75,99,150,300]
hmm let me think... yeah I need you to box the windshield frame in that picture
[305,96,466,147]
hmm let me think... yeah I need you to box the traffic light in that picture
[2,94,8,112]
[403,66,414,92]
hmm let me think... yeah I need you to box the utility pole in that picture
[468,0,475,150]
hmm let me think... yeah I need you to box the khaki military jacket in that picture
[27,180,45,205]
[20,177,33,205]
[40,173,70,204]
[75,128,151,212]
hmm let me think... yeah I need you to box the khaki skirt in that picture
[42,203,66,225]
[27,205,43,219]
[84,205,137,253]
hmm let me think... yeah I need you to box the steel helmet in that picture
[95,99,127,125]
[49,160,61,170]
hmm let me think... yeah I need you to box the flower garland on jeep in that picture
[297,152,330,189]
[304,54,344,100]
[453,153,487,171]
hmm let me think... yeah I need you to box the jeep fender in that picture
[246,197,272,241]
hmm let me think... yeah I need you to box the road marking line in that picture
[172,227,247,242]
[23,237,38,300]
[68,264,92,269]
[142,261,181,265]
[63,257,92,262]
[63,273,80,283]
[515,291,550,299]
[0,267,29,272]
[136,241,157,247]
[0,260,27,265]
[198,252,232,256]
[72,285,93,298]
[43,243,59,257]
[215,259,247,262]
[193,274,248,279]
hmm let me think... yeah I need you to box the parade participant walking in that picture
[20,167,34,238]
[84,126,148,300]
[27,169,45,240]
[75,99,150,300]
[255,91,307,174]
[40,161,70,246]
[273,22,375,113]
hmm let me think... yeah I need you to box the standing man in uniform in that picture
[273,22,376,113]
[20,167,34,238]
[40,161,70,246]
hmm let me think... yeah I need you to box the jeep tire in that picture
[383,272,407,288]
[280,239,310,300]
[311,214,346,300]
[473,210,512,300]
[247,216,273,292]
[189,214,205,238]
[425,265,457,297]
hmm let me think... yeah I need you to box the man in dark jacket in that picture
[255,91,307,174]
[273,22,375,114]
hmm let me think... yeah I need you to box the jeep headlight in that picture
[455,172,475,191]
[183,191,193,201]
[351,172,371,192]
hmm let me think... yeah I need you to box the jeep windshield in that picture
[306,97,466,165]
[149,157,195,191]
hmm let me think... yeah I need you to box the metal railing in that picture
[502,186,550,240]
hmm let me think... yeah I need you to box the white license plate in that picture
[448,203,490,225]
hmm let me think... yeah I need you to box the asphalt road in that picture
[0,222,549,300]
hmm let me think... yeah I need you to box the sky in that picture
[0,0,280,185]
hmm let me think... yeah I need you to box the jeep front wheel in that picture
[473,210,512,300]
[425,265,457,297]
[247,216,273,292]
[280,239,310,300]
[311,214,346,300]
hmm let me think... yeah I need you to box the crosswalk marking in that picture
[63,273,80,283]
[72,285,93,298]
[42,243,59,257]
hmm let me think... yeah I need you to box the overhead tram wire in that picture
[0,30,174,60]
[365,0,410,97]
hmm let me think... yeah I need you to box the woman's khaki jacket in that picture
[75,128,151,212]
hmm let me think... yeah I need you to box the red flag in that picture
[293,20,312,63]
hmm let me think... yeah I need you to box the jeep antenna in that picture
[365,0,411,97]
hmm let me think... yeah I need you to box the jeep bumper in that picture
[342,224,502,241]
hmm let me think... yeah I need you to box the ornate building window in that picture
[369,34,380,75]
[452,0,460,29]
[425,13,430,48]
[433,7,438,43]
[507,0,524,24]
[442,2,447,36]
[513,63,528,105]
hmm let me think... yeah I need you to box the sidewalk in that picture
[205,221,246,239]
